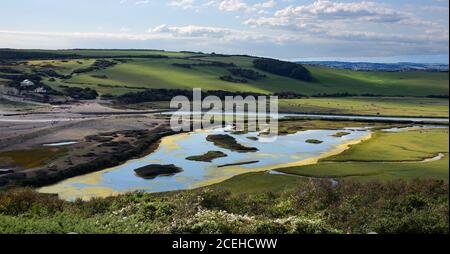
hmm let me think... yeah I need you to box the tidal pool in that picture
[38,127,370,200]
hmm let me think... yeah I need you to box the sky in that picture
[0,0,449,63]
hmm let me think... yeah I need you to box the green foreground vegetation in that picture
[0,178,447,234]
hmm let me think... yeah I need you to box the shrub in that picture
[0,188,63,216]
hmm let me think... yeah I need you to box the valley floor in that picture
[278,97,449,118]
[0,99,448,234]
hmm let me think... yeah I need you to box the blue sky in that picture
[0,0,448,63]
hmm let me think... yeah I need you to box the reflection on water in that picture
[38,127,370,200]
[43,141,79,147]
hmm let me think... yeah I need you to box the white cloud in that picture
[135,0,150,5]
[254,0,276,9]
[218,0,249,12]
[169,0,196,9]
[1,0,447,59]
[422,5,449,13]
[218,0,277,13]
[274,0,407,23]
[149,24,272,42]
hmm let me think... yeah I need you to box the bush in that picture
[253,58,313,81]
[63,87,98,100]
[228,68,266,80]
[0,188,63,216]
[219,75,248,83]
[0,179,447,234]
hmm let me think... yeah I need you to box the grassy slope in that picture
[22,51,446,97]
[190,56,450,96]
[309,66,449,96]
[277,129,449,181]
[279,97,449,117]
[67,58,270,94]
[27,59,96,75]
[2,49,448,115]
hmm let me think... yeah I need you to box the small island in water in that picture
[134,164,183,179]
[186,151,228,162]
[331,132,351,138]
[206,134,258,153]
[306,139,324,144]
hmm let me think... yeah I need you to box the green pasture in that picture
[279,97,449,117]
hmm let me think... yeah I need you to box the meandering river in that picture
[38,126,371,200]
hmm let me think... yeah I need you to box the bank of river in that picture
[163,111,449,124]
[38,126,371,200]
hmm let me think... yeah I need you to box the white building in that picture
[34,87,47,93]
[20,79,35,87]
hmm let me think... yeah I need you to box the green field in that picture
[279,97,449,117]
[60,57,449,96]
[27,59,96,75]
[277,128,449,181]
[1,49,448,97]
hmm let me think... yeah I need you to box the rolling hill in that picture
[0,49,448,97]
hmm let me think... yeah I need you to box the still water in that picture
[38,127,370,200]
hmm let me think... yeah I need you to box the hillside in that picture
[0,49,448,97]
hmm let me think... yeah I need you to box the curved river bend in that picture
[38,126,371,200]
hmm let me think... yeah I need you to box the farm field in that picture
[1,49,448,98]
[279,97,449,117]
[61,58,449,96]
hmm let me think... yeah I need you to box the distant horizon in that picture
[295,55,450,65]
[3,47,449,65]
[1,1,448,64]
